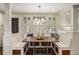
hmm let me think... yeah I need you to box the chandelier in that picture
[33,6,46,25]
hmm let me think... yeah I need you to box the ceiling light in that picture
[33,5,46,25]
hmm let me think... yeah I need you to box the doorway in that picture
[0,25,4,55]
[0,13,4,55]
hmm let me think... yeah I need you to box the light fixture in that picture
[33,5,46,25]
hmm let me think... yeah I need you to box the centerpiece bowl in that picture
[37,36,43,40]
[36,33,44,40]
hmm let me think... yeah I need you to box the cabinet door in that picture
[62,50,70,55]
[12,50,21,55]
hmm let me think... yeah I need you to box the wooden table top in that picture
[22,36,59,42]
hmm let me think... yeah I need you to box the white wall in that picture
[70,32,79,55]
[58,6,73,47]
[0,12,4,47]
[58,5,79,55]
[70,6,79,55]
[12,13,58,37]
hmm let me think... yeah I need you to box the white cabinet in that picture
[60,10,72,33]
[61,10,71,26]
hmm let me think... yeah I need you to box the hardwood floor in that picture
[26,48,33,55]
[0,47,3,55]
[25,48,56,55]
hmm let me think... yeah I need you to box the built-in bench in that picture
[12,34,26,55]
[53,32,72,55]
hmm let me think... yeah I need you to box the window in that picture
[12,18,19,33]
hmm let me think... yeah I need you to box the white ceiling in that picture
[0,3,74,13]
